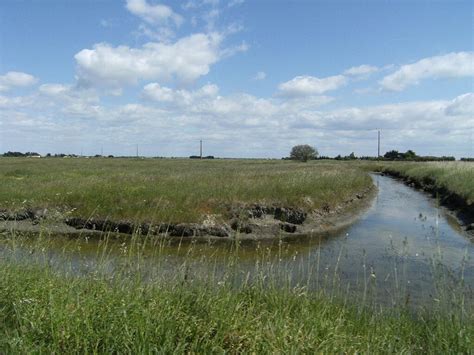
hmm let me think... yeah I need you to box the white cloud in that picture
[380,52,474,91]
[39,83,98,103]
[142,82,219,106]
[74,33,222,88]
[39,83,70,96]
[344,64,379,76]
[35,83,101,118]
[125,0,183,27]
[134,23,176,41]
[219,41,249,58]
[2,72,472,157]
[0,94,34,108]
[253,71,266,80]
[0,71,38,91]
[141,83,335,131]
[295,94,474,141]
[203,8,220,30]
[183,0,220,10]
[278,75,347,97]
[142,83,277,123]
[444,93,474,116]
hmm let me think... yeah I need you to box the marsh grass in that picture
[0,230,472,353]
[0,158,371,223]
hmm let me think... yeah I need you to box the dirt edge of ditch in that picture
[0,185,376,240]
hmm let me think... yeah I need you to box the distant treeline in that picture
[189,155,215,159]
[1,152,115,158]
[283,149,469,162]
[2,151,472,162]
[2,151,41,157]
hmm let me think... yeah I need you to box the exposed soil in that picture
[0,186,376,240]
[380,170,474,235]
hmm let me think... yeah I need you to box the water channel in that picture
[1,174,473,310]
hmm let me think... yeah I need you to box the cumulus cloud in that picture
[142,83,277,124]
[380,52,474,91]
[0,95,35,108]
[142,82,219,105]
[444,93,474,116]
[125,0,183,26]
[343,64,379,76]
[39,83,71,96]
[0,71,38,91]
[2,82,472,157]
[278,75,347,97]
[74,33,222,88]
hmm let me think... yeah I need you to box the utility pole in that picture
[377,130,381,158]
[136,144,139,158]
[101,145,103,157]
[200,139,203,159]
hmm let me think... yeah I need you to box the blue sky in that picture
[0,0,473,157]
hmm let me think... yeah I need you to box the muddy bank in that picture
[380,170,474,234]
[0,186,375,240]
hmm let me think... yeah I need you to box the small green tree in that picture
[290,145,318,162]
[403,150,417,160]
[384,150,400,160]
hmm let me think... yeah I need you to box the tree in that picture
[384,150,400,160]
[402,150,417,160]
[290,145,318,162]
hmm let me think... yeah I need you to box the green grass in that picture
[0,158,371,223]
[0,256,471,353]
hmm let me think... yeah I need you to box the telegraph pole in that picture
[377,130,381,158]
[136,144,139,158]
[200,140,203,159]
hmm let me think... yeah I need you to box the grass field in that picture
[0,158,371,223]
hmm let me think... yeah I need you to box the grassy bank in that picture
[0,158,371,223]
[376,162,473,204]
[0,259,471,353]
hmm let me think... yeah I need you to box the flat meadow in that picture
[0,158,372,223]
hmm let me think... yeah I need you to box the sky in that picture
[0,0,473,158]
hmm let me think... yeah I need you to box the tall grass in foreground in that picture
[0,230,472,353]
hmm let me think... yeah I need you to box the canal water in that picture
[1,174,473,310]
